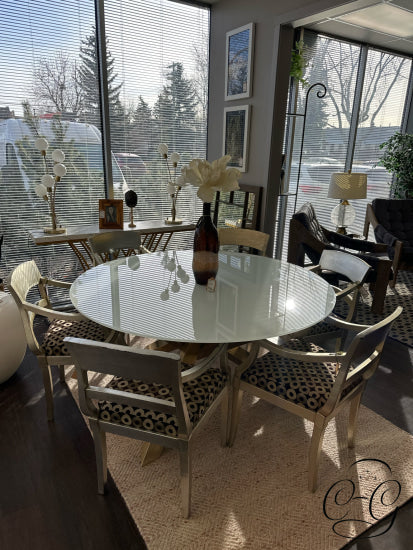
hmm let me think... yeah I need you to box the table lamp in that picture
[328,170,367,234]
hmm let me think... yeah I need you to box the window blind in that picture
[0,0,209,285]
[276,30,412,259]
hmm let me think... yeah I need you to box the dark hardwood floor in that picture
[1,335,412,550]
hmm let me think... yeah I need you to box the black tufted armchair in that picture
[288,203,392,314]
[364,199,413,287]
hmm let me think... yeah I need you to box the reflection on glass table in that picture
[70,251,336,343]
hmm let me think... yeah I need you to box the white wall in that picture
[208,0,366,241]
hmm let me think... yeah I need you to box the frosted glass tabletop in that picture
[70,250,336,343]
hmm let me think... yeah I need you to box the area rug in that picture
[335,270,413,348]
[66,369,413,550]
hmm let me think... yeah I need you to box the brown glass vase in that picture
[192,202,219,285]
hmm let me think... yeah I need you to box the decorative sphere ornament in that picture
[34,137,49,152]
[125,190,138,208]
[53,163,67,178]
[157,143,168,156]
[35,183,48,198]
[41,174,55,187]
[51,149,65,163]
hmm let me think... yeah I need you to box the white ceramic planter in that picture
[0,291,27,383]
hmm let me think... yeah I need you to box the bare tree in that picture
[192,40,209,118]
[32,51,82,114]
[320,40,408,128]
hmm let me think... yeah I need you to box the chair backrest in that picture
[64,337,193,436]
[372,199,413,242]
[7,260,45,353]
[218,227,269,255]
[319,250,370,285]
[88,231,142,265]
[322,306,402,415]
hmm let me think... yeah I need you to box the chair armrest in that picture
[334,281,361,299]
[260,339,343,363]
[326,230,387,253]
[40,277,72,289]
[24,301,86,321]
[325,314,369,332]
[181,344,226,383]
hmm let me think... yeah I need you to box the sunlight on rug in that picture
[67,369,413,550]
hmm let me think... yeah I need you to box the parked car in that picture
[114,153,146,181]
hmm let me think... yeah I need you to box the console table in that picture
[29,220,196,271]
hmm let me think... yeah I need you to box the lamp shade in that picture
[328,171,367,200]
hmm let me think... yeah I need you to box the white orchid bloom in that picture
[158,143,168,157]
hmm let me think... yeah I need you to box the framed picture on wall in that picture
[223,105,250,172]
[225,22,254,101]
[99,199,124,229]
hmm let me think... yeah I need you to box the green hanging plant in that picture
[290,40,308,87]
[378,132,413,198]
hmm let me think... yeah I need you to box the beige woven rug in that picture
[67,369,413,550]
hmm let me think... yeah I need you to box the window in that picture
[276,30,412,258]
[0,0,209,283]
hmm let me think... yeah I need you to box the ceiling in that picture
[292,0,413,56]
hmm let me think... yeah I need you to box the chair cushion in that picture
[98,367,227,437]
[372,199,413,246]
[241,340,342,412]
[42,318,113,356]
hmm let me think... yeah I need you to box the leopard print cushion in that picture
[241,340,343,411]
[42,318,113,356]
[98,367,227,437]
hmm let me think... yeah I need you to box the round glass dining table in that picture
[70,250,336,343]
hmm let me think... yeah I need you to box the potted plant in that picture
[378,132,413,198]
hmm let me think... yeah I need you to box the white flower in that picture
[41,174,55,188]
[51,149,65,163]
[34,137,49,152]
[179,155,240,203]
[35,183,48,198]
[53,163,67,178]
[158,143,168,156]
[166,182,176,195]
[170,152,180,165]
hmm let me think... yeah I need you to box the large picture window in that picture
[276,30,412,258]
[0,0,209,282]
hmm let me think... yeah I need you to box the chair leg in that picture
[58,365,65,383]
[178,440,191,519]
[371,261,391,314]
[39,358,54,421]
[308,416,327,492]
[90,419,107,495]
[348,392,363,448]
[228,386,244,447]
[220,388,230,447]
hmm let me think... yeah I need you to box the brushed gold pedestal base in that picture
[164,218,183,225]
[43,226,66,234]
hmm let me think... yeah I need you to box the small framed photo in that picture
[223,105,250,172]
[225,23,254,101]
[99,199,124,229]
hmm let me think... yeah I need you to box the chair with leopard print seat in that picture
[64,337,230,518]
[7,260,118,421]
[228,306,402,492]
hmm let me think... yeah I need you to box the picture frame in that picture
[99,199,124,229]
[225,22,254,101]
[223,105,250,173]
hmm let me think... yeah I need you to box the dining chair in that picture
[229,306,402,492]
[88,230,144,266]
[64,337,230,518]
[218,227,269,255]
[7,260,118,421]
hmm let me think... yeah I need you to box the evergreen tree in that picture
[153,62,197,155]
[130,96,154,159]
[77,28,125,151]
